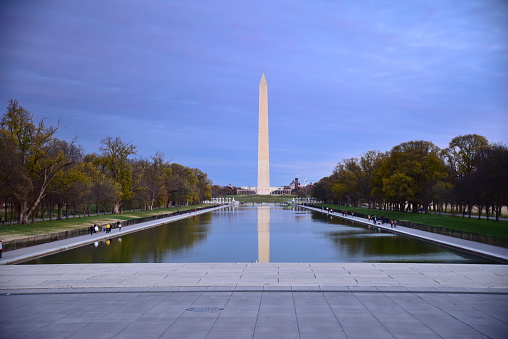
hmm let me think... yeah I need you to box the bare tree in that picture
[0,100,75,223]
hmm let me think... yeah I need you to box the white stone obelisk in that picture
[257,73,270,195]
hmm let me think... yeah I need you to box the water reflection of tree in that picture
[24,213,212,264]
[327,230,443,258]
[110,213,212,262]
[311,212,445,260]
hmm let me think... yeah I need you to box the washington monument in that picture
[257,73,270,195]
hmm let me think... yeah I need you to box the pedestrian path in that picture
[1,262,507,292]
[302,205,508,262]
[1,287,507,339]
[1,262,507,339]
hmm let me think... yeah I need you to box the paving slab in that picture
[1,262,507,291]
[2,288,506,339]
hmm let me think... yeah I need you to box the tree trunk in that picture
[3,201,7,225]
[48,203,53,221]
[113,202,121,214]
[477,206,483,219]
[57,203,63,220]
[10,203,14,225]
[19,200,29,224]
[20,179,54,224]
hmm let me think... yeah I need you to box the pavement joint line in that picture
[2,290,508,295]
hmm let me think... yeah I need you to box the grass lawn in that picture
[231,195,296,203]
[318,204,508,240]
[0,204,210,242]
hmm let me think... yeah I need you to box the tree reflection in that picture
[23,213,212,264]
[313,211,481,263]
[21,207,490,264]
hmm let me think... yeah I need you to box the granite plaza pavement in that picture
[1,206,508,338]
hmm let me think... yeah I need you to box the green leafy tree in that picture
[194,168,212,202]
[331,162,359,205]
[358,151,385,208]
[163,163,200,206]
[382,173,414,211]
[98,137,136,214]
[312,174,337,203]
[376,140,448,213]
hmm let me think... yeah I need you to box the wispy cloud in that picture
[1,0,506,186]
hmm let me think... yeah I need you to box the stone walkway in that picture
[1,263,507,291]
[1,206,508,338]
[1,263,508,339]
[1,288,507,339]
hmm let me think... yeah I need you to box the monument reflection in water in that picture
[22,205,495,264]
[258,206,270,263]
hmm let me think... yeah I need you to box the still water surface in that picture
[24,205,493,264]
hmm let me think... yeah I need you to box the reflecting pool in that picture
[22,205,495,264]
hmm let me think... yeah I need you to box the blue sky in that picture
[1,1,507,187]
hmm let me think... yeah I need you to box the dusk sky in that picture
[1,1,507,187]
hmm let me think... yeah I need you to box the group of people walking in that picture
[319,205,402,229]
[89,221,122,235]
[340,210,357,217]
[368,215,398,228]
[319,206,401,229]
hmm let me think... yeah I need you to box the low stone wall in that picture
[305,204,508,249]
[3,206,217,252]
[4,227,91,252]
